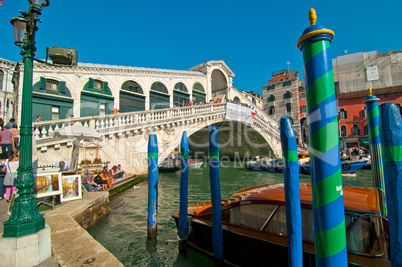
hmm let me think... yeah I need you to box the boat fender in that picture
[342,163,351,171]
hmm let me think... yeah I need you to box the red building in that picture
[333,49,402,148]
[338,94,402,148]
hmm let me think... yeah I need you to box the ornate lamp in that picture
[4,0,50,238]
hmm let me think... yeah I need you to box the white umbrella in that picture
[52,125,101,140]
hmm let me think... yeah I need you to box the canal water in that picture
[88,162,373,266]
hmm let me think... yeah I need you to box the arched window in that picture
[268,106,275,115]
[339,108,347,120]
[363,106,367,118]
[364,124,368,136]
[121,81,143,94]
[174,82,188,93]
[150,82,169,110]
[341,125,347,137]
[173,82,189,107]
[284,90,292,99]
[268,94,275,102]
[192,82,206,104]
[234,97,240,104]
[352,124,360,136]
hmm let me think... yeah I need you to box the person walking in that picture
[11,124,19,151]
[0,126,14,157]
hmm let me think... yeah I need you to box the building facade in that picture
[0,58,19,123]
[0,58,269,123]
[333,50,402,148]
[262,70,305,143]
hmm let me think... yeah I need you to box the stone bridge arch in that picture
[34,103,282,176]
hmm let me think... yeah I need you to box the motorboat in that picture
[172,183,389,266]
[300,159,369,175]
[189,159,204,169]
[158,164,180,173]
[245,158,283,172]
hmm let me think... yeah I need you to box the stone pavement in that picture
[0,176,142,266]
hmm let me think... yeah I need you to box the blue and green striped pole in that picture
[280,116,302,267]
[363,88,387,216]
[297,9,348,266]
[147,134,158,241]
[379,103,402,265]
[209,126,224,262]
[179,131,189,253]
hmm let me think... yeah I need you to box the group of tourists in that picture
[0,118,19,157]
[82,164,125,192]
[0,152,19,202]
[340,146,369,159]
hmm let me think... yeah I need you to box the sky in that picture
[1,0,401,95]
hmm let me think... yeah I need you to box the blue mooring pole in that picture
[148,134,158,241]
[280,116,303,267]
[179,131,189,253]
[209,126,224,262]
[379,103,402,265]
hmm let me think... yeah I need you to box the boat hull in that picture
[172,216,316,266]
[158,166,180,173]
[300,159,368,175]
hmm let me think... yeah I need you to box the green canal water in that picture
[88,162,373,266]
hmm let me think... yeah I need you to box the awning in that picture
[359,137,369,145]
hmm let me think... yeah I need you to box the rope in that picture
[176,215,192,241]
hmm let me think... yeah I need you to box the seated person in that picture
[82,172,98,192]
[101,166,113,190]
[93,171,109,191]
[116,164,125,179]
[55,160,71,171]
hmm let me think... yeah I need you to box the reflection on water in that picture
[88,162,373,266]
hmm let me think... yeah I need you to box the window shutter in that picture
[88,78,94,88]
[103,81,108,91]
[59,81,71,96]
[40,77,47,90]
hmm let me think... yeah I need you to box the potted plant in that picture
[93,158,102,164]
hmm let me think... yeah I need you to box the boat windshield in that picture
[222,203,386,256]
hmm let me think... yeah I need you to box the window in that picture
[128,81,141,93]
[93,80,103,90]
[300,92,305,99]
[301,105,307,114]
[352,124,360,136]
[339,108,347,120]
[46,79,60,91]
[286,103,292,112]
[51,106,59,120]
[174,82,188,93]
[364,124,368,136]
[283,80,291,87]
[100,103,106,116]
[363,106,367,118]
[268,94,275,102]
[341,125,347,136]
[268,107,275,115]
[267,84,275,91]
[284,91,292,99]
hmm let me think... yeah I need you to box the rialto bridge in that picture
[33,99,284,176]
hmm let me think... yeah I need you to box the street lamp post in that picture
[3,0,50,237]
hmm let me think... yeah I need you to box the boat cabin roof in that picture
[228,183,380,214]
